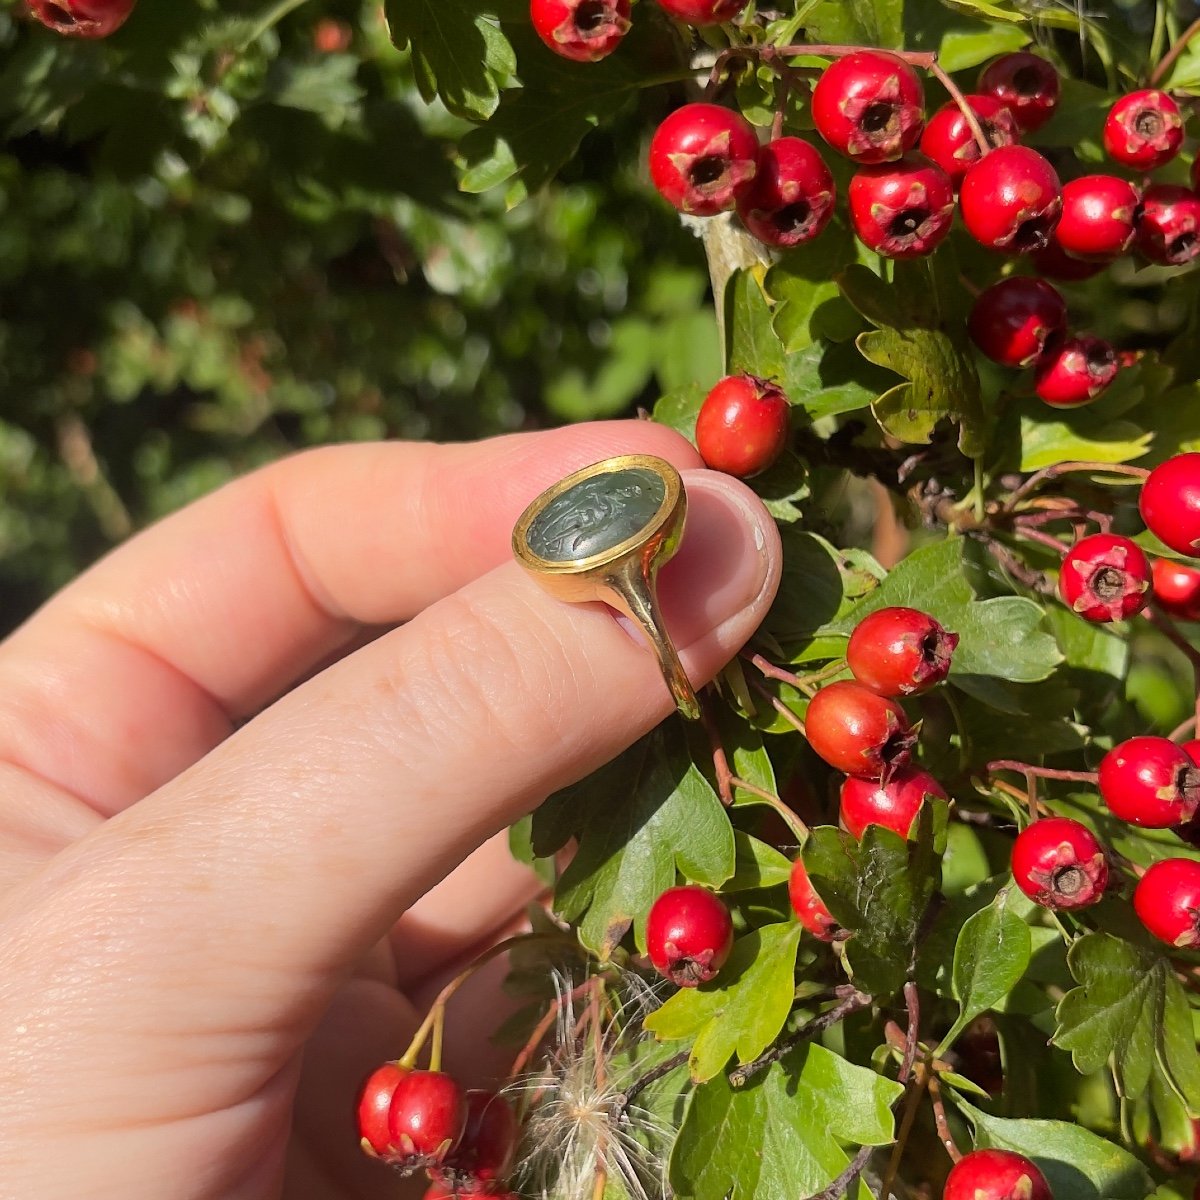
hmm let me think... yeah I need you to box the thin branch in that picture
[805,1145,875,1200]
[1013,524,1068,556]
[1150,14,1200,85]
[987,760,1098,785]
[748,678,807,736]
[613,1049,690,1118]
[728,991,872,1088]
[927,1073,963,1163]
[1001,460,1149,515]
[929,61,990,155]
[699,693,735,806]
[1145,604,1200,671]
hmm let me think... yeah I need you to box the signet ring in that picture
[512,454,699,720]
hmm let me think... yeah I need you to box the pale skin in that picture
[0,420,781,1200]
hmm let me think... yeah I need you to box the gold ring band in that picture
[512,454,699,720]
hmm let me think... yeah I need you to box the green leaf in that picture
[955,1099,1156,1200]
[1018,402,1153,471]
[765,227,862,355]
[653,382,706,443]
[531,724,735,958]
[671,1046,904,1200]
[836,262,987,457]
[1055,933,1200,1111]
[456,18,674,204]
[940,893,1031,1051]
[765,529,884,647]
[802,806,944,998]
[727,267,787,382]
[725,832,793,892]
[385,0,515,121]
[644,922,804,1081]
[544,317,656,420]
[937,23,1030,71]
[827,537,1063,684]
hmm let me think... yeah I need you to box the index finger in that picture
[0,422,703,817]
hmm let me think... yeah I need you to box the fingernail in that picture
[658,471,779,648]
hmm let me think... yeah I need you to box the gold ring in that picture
[512,454,699,720]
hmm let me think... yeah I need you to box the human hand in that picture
[0,420,780,1200]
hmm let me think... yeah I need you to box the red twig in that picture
[1150,15,1200,86]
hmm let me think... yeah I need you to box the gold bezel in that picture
[512,453,684,575]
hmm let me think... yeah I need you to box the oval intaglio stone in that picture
[526,467,667,563]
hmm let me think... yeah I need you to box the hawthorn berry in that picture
[977,52,1060,133]
[1011,816,1108,910]
[788,858,839,941]
[358,1062,408,1159]
[654,0,747,25]
[530,0,630,62]
[1034,334,1119,408]
[1135,185,1200,267]
[967,277,1067,368]
[846,606,959,696]
[804,680,915,778]
[847,155,955,259]
[313,19,353,54]
[439,1090,520,1190]
[386,1069,468,1172]
[1054,175,1140,262]
[695,374,790,478]
[944,1148,1053,1200]
[959,145,1062,255]
[1186,740,1200,767]
[1058,533,1150,622]
[1141,453,1200,557]
[1031,238,1106,282]
[1152,557,1200,622]
[1103,89,1184,171]
[810,51,925,165]
[840,767,947,840]
[1099,735,1200,827]
[28,0,135,37]
[648,103,759,217]
[737,137,836,249]
[1134,858,1200,948]
[919,95,1018,185]
[646,885,734,987]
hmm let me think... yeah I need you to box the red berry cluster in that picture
[790,607,959,939]
[968,276,1119,408]
[643,51,1067,259]
[1051,453,1200,627]
[530,0,746,63]
[1007,455,1200,940]
[27,0,135,38]
[357,1065,521,1199]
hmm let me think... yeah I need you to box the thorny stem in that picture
[729,990,872,1087]
[1001,460,1149,515]
[1150,14,1200,86]
[404,932,575,1070]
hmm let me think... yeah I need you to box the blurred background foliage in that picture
[0,0,723,627]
